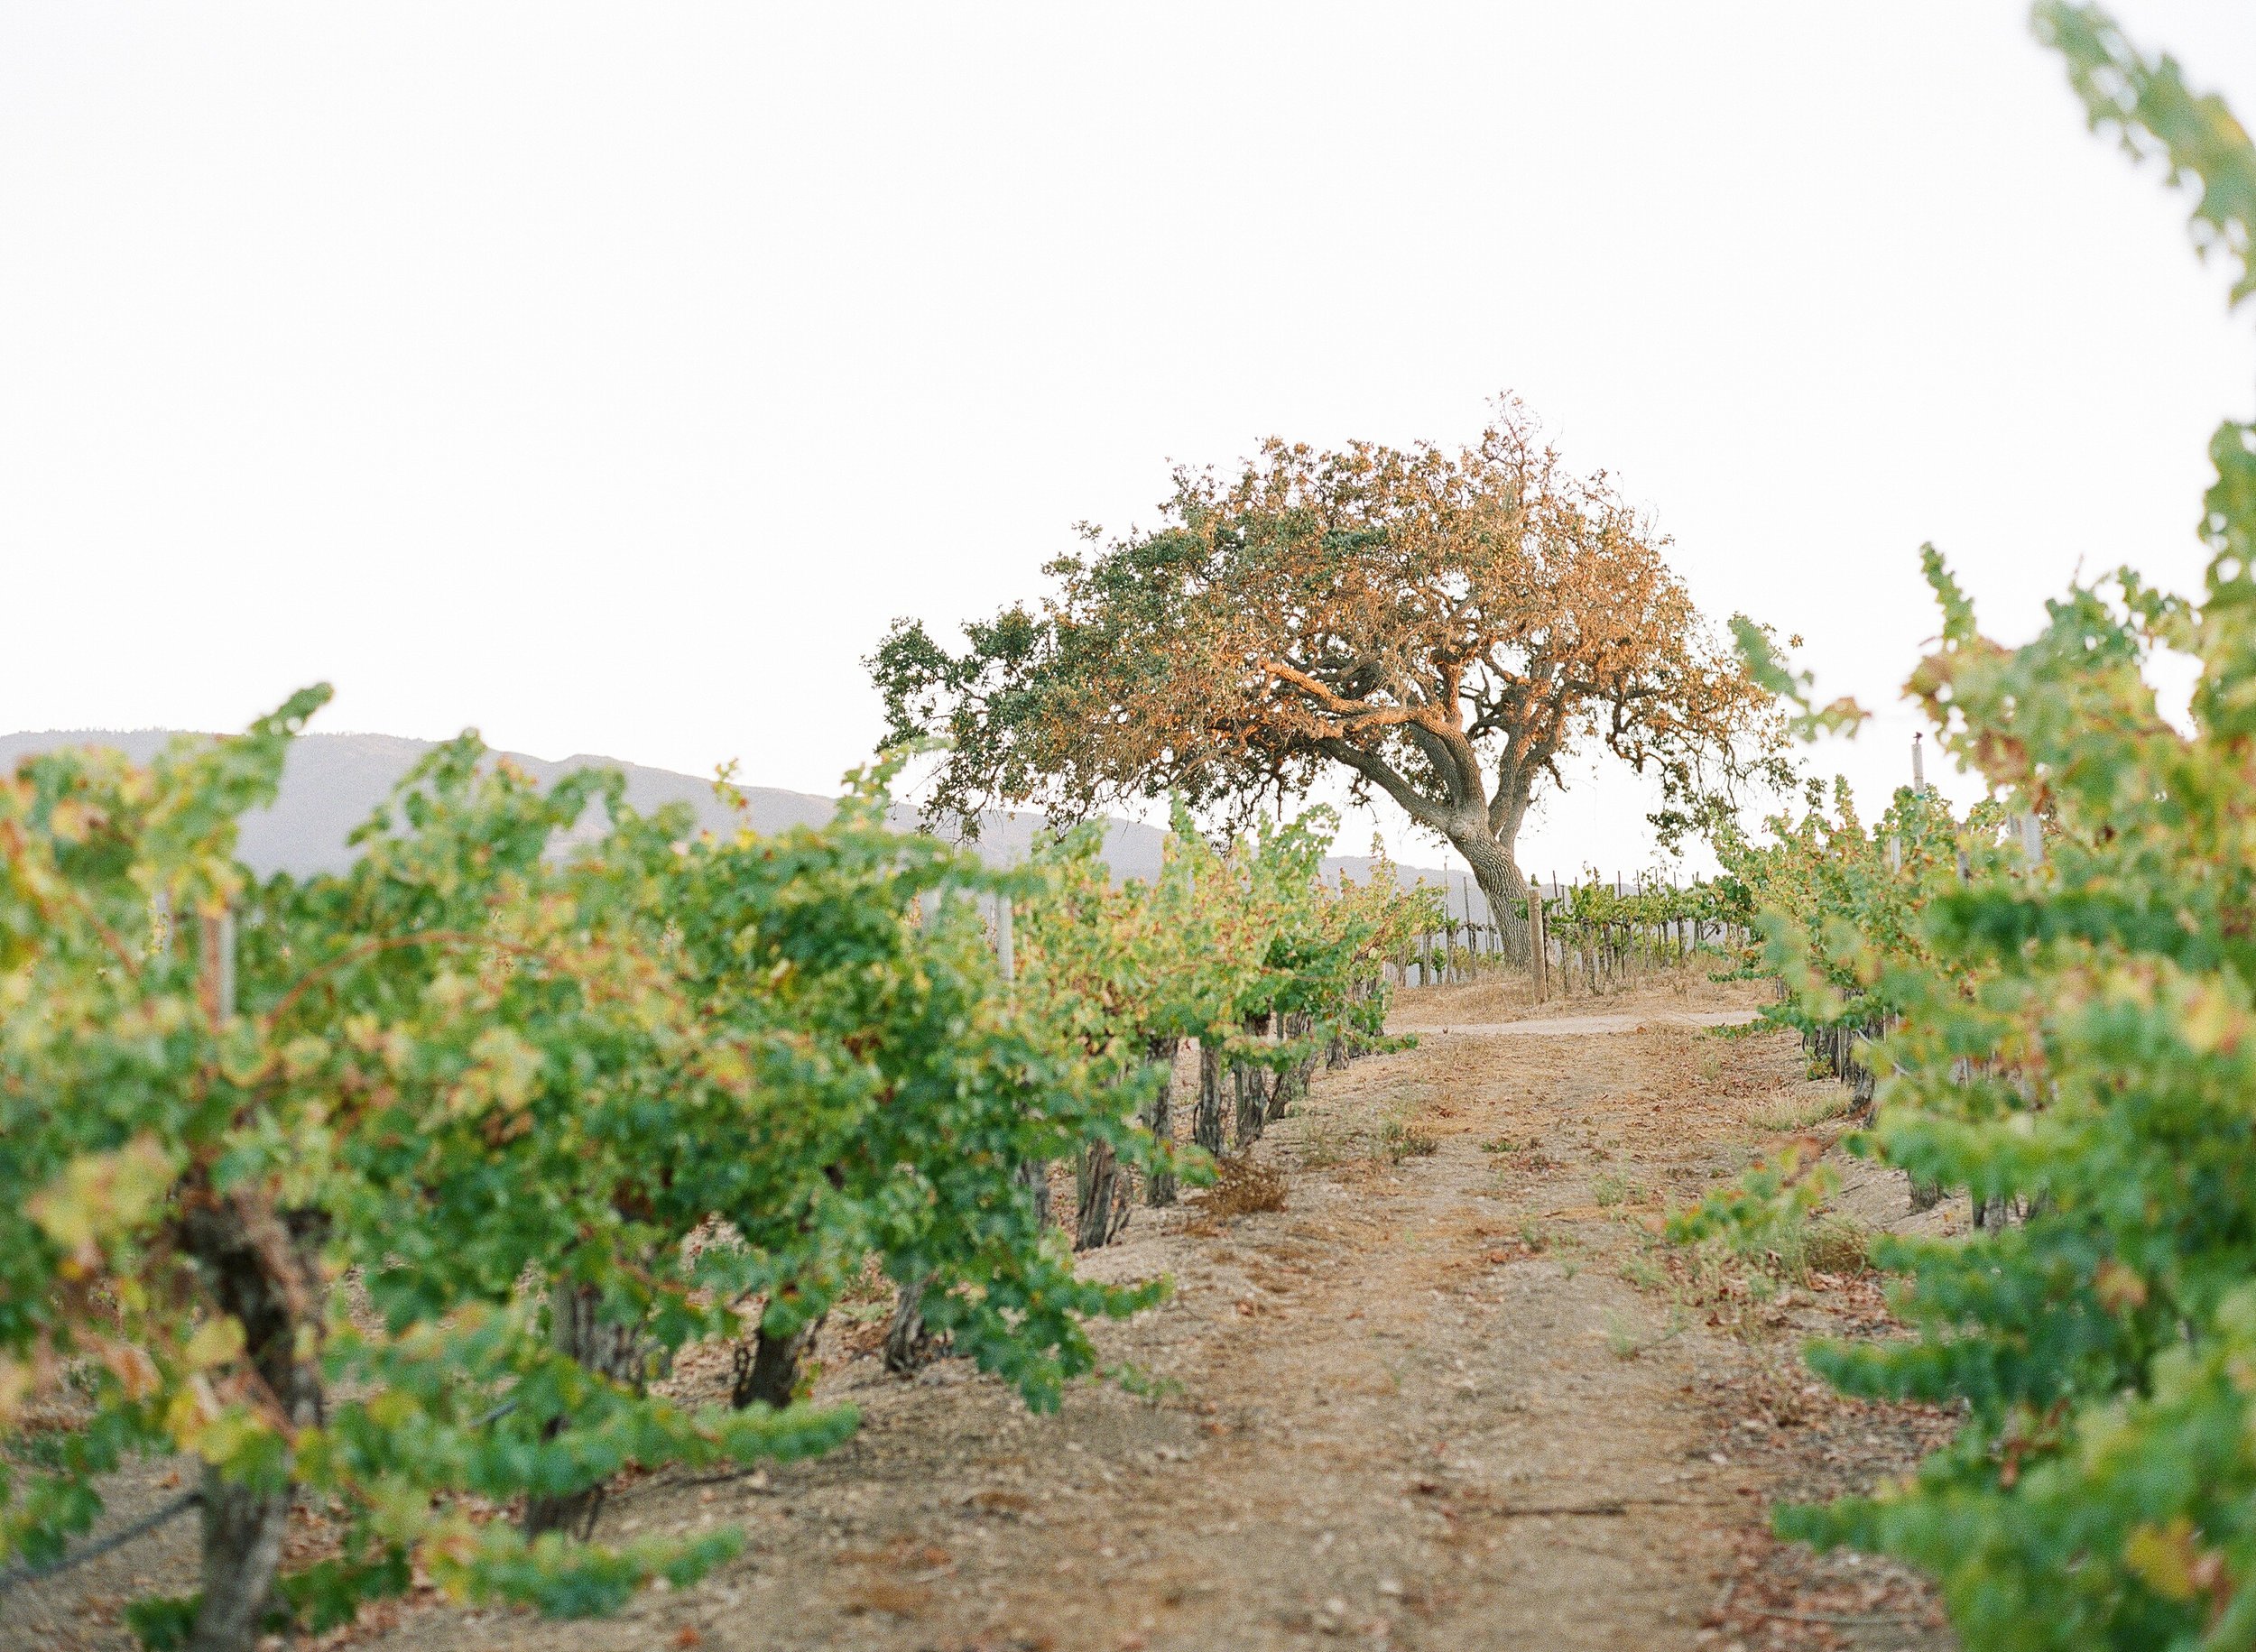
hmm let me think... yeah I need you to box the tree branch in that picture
[1316,740,1449,833]
[1256,658,1440,736]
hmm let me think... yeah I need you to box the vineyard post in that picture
[1528,888,1547,1001]
[1550,872,1562,998]
[1634,872,1645,980]
[1456,877,1465,980]
[1461,876,1474,979]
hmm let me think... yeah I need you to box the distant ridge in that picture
[0,728,840,878]
[0,729,1492,912]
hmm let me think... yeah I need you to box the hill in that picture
[0,729,1487,910]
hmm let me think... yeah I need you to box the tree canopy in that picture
[872,400,1786,929]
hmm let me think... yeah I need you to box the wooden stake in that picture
[1529,889,1548,1001]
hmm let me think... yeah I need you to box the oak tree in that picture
[871,401,1785,940]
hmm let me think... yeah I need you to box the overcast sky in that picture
[5,2,2254,881]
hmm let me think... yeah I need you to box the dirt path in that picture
[5,984,1956,1652]
[1398,1010,1757,1039]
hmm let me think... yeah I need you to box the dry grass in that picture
[1382,1119,1440,1161]
[1591,1172,1654,1207]
[1740,1088,1854,1135]
[1800,1216,1872,1278]
[1388,974,1543,1026]
[1386,967,1772,1029]
[1196,1153,1289,1218]
[838,1580,934,1619]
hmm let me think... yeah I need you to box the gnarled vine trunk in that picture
[1142,1037,1180,1207]
[883,1274,941,1373]
[1193,1041,1225,1154]
[1015,1157,1052,1228]
[524,1282,649,1541]
[1231,1014,1271,1147]
[1074,1140,1129,1250]
[1267,1013,1315,1123]
[179,1190,326,1652]
[732,1307,828,1412]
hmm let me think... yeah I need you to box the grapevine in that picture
[1703,8,2256,1644]
[0,688,1432,1649]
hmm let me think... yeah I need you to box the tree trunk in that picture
[1193,1040,1225,1154]
[732,1309,827,1411]
[1015,1157,1052,1228]
[883,1274,939,1374]
[1269,1055,1314,1123]
[1231,1028,1270,1144]
[1232,1061,1264,1146]
[1268,1015,1314,1122]
[178,1193,325,1652]
[1447,824,1530,967]
[1143,1037,1179,1207]
[1237,1017,1275,1145]
[524,1282,648,1540]
[1850,1061,1877,1126]
[1074,1140,1128,1250]
[191,1466,291,1652]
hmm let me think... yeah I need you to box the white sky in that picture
[5,2,2255,882]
